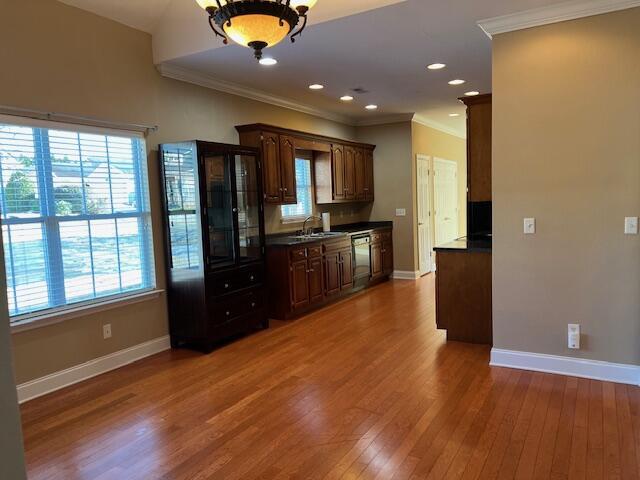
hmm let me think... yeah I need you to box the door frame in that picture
[416,154,434,275]
[433,157,459,249]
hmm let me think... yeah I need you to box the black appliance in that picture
[468,201,492,237]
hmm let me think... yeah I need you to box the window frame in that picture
[0,116,157,327]
[280,152,315,224]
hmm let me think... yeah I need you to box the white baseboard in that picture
[490,348,640,386]
[17,336,171,403]
[391,270,420,280]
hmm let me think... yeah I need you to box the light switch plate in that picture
[624,217,638,235]
[395,208,406,217]
[524,218,536,234]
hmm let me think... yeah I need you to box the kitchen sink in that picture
[290,232,345,241]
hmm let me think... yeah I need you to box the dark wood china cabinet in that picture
[159,141,267,352]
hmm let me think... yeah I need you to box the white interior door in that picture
[416,155,432,276]
[434,158,459,247]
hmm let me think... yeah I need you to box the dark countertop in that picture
[433,235,492,253]
[266,221,393,247]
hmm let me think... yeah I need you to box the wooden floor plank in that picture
[19,276,640,480]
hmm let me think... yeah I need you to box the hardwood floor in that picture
[21,276,640,479]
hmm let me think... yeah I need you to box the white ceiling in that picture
[59,0,569,135]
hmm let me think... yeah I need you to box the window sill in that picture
[10,289,164,334]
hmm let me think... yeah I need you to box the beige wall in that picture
[1,0,364,384]
[411,122,467,257]
[356,122,415,272]
[493,8,640,365]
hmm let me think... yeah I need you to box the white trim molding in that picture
[412,114,466,139]
[17,336,171,403]
[491,348,640,386]
[157,63,352,125]
[392,270,421,280]
[478,0,640,38]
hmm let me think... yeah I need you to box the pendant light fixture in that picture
[196,1,317,60]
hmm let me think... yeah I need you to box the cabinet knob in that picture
[283,188,288,192]
[250,275,254,281]
[251,302,256,308]
[224,283,229,288]
[233,208,238,213]
[226,311,230,316]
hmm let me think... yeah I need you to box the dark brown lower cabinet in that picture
[339,249,353,289]
[308,257,324,303]
[324,251,341,296]
[266,227,393,320]
[435,250,492,344]
[290,260,310,309]
[382,241,394,275]
[371,243,382,278]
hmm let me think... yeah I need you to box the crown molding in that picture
[412,114,466,139]
[157,63,353,125]
[353,113,415,127]
[478,0,640,38]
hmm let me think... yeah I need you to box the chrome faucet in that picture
[301,215,322,236]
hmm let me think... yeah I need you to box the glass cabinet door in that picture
[162,142,202,270]
[234,153,262,262]
[204,154,235,267]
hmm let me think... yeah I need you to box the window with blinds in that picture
[0,119,155,323]
[281,157,313,220]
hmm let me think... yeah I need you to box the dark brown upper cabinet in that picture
[236,124,375,205]
[363,148,374,201]
[261,132,281,203]
[331,144,346,201]
[460,94,492,202]
[344,146,356,200]
[236,128,296,205]
[279,135,297,204]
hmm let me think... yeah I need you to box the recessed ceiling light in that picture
[449,113,461,117]
[448,79,465,85]
[259,57,277,66]
[427,63,446,70]
[365,104,378,110]
[465,91,480,96]
[309,84,324,90]
[340,95,354,102]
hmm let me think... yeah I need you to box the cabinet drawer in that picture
[307,246,322,258]
[210,288,264,325]
[290,246,308,261]
[209,265,263,296]
[323,239,351,253]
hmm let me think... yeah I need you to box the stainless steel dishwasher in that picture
[352,234,371,283]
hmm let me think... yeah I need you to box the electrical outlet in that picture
[103,324,112,339]
[395,208,406,217]
[568,324,580,349]
[524,218,536,234]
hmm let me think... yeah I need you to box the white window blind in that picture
[0,119,155,323]
[281,157,313,220]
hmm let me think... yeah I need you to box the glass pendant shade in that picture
[290,0,318,10]
[222,14,291,48]
[196,0,219,10]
